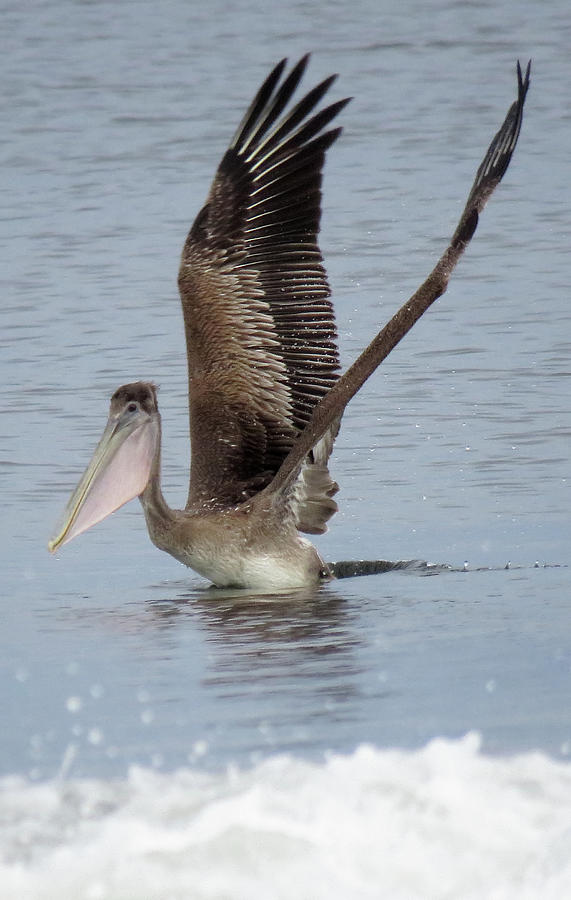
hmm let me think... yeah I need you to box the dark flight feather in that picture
[179,57,349,530]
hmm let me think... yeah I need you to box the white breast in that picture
[176,536,323,590]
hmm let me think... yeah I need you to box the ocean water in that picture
[2,0,571,895]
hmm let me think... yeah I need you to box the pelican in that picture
[48,57,530,589]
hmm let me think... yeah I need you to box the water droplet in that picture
[66,696,82,713]
[192,739,208,758]
[140,708,154,725]
[87,728,103,746]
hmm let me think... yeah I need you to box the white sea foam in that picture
[1,734,570,900]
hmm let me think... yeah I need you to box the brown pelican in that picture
[48,56,530,589]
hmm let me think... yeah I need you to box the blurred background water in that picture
[1,0,570,896]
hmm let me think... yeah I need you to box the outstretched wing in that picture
[259,61,531,511]
[178,56,349,512]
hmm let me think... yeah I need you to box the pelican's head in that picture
[48,382,160,553]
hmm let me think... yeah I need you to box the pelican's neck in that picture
[139,413,177,542]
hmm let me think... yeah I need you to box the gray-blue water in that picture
[2,0,570,791]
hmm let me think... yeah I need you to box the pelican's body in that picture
[145,505,324,590]
[49,57,530,589]
[137,420,326,588]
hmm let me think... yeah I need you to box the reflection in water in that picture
[157,586,359,676]
[145,584,374,761]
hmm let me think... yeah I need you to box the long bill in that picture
[48,414,158,553]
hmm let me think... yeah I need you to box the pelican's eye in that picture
[127,402,138,413]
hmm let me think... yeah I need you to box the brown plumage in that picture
[49,57,530,589]
[179,56,346,532]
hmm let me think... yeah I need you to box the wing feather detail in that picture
[179,57,349,517]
